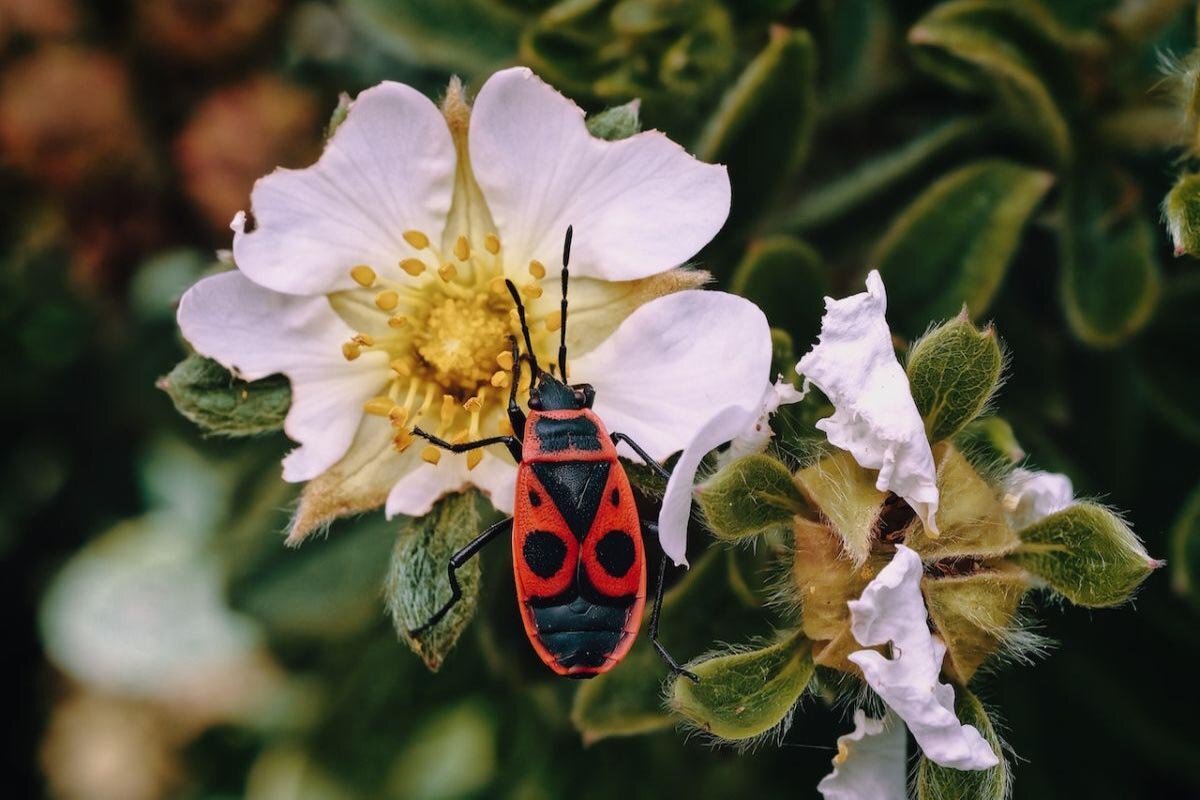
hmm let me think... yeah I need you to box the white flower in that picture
[817,709,907,800]
[796,270,940,534]
[847,545,998,770]
[177,67,770,542]
[1002,467,1073,529]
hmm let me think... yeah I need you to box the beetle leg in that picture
[611,432,671,481]
[412,428,523,463]
[409,516,514,637]
[642,519,699,683]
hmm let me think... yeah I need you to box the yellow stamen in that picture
[389,406,409,428]
[490,276,508,295]
[352,333,374,347]
[467,450,483,470]
[390,358,412,376]
[491,370,511,388]
[484,233,501,254]
[454,235,470,261]
[375,290,399,311]
[421,446,441,465]
[400,258,426,276]
[523,283,544,299]
[403,230,430,249]
[545,313,562,332]
[388,315,407,328]
[496,351,514,370]
[528,260,546,279]
[510,309,521,325]
[463,396,483,413]
[438,263,458,282]
[440,394,458,428]
[393,431,414,453]
[364,396,394,416]
[342,342,361,360]
[350,265,376,287]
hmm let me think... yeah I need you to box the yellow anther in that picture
[375,290,399,311]
[545,312,562,332]
[496,351,515,370]
[490,276,508,295]
[421,445,441,464]
[454,235,470,261]
[350,265,376,287]
[528,260,546,279]
[393,431,414,453]
[463,396,483,413]
[390,358,412,377]
[517,368,532,393]
[523,283,544,299]
[451,430,470,445]
[352,333,374,347]
[388,406,409,428]
[403,230,430,249]
[363,396,395,416]
[498,417,514,436]
[438,263,458,282]
[490,370,511,388]
[467,450,483,470]
[388,315,407,328]
[400,258,426,276]
[484,233,501,254]
[342,342,361,361]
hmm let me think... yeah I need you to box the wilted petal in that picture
[818,710,908,800]
[470,67,730,282]
[797,270,939,533]
[1003,467,1074,529]
[848,545,998,770]
[233,81,455,296]
[178,270,389,482]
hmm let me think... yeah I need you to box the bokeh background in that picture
[5,0,1200,798]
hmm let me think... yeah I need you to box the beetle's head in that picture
[528,371,595,411]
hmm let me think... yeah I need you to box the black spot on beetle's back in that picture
[523,530,567,579]
[595,530,635,578]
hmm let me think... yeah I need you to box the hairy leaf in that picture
[158,354,290,437]
[697,454,807,542]
[907,313,1005,442]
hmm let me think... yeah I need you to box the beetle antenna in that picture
[505,280,540,377]
[558,225,572,380]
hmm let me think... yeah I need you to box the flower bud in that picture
[906,312,1004,442]
[696,454,807,543]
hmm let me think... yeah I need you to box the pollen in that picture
[528,260,546,279]
[421,446,441,465]
[496,351,514,370]
[350,265,376,287]
[342,342,361,360]
[388,315,407,328]
[389,406,409,428]
[352,333,374,347]
[375,290,399,311]
[490,370,511,388]
[454,235,470,261]
[400,258,426,277]
[364,396,394,416]
[463,396,482,413]
[438,263,458,282]
[484,233,501,254]
[403,230,430,249]
[498,417,514,436]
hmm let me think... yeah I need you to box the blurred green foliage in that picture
[7,0,1200,798]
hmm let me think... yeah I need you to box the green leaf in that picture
[386,491,501,671]
[874,159,1054,338]
[906,313,1005,442]
[1162,172,1200,257]
[158,354,291,437]
[696,454,807,543]
[954,416,1026,467]
[1012,503,1161,607]
[909,0,1076,166]
[730,235,828,343]
[917,690,1009,800]
[586,99,642,141]
[1135,275,1200,441]
[1059,167,1162,348]
[670,631,813,742]
[385,701,497,799]
[695,27,816,234]
[780,115,991,231]
[1170,479,1200,610]
[818,0,899,112]
[344,0,524,76]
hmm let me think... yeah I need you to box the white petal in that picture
[723,377,805,463]
[847,545,999,770]
[470,67,730,282]
[233,81,455,296]
[573,290,772,461]
[386,452,517,518]
[177,271,389,481]
[1002,467,1074,529]
[818,710,908,800]
[796,270,940,533]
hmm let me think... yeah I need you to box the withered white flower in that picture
[178,67,769,543]
[817,709,907,800]
[847,545,999,771]
[796,270,940,534]
[1002,467,1074,529]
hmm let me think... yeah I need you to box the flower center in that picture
[330,230,556,467]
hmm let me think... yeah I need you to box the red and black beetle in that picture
[409,227,695,681]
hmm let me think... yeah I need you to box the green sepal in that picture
[917,690,1009,800]
[386,491,501,671]
[730,235,828,343]
[696,454,808,542]
[907,444,1019,562]
[906,312,1004,442]
[1059,167,1161,348]
[922,564,1030,684]
[586,99,642,141]
[1163,172,1200,258]
[1170,479,1200,611]
[954,416,1025,468]
[1012,503,1160,607]
[874,159,1054,337]
[669,630,814,742]
[158,354,291,437]
[695,27,816,236]
[794,449,887,565]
